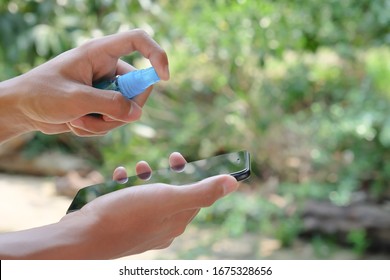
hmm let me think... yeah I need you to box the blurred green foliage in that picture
[1,0,389,256]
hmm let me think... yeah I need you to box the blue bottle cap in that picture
[117,67,160,99]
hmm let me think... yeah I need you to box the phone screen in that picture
[66,150,250,213]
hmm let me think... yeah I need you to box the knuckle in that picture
[78,39,98,55]
[131,28,149,39]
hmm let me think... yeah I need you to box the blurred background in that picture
[0,0,389,259]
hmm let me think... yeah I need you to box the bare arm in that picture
[0,30,169,143]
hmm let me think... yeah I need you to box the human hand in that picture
[0,152,238,259]
[61,152,239,259]
[4,30,169,138]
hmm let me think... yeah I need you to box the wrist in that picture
[0,76,35,143]
[0,213,96,259]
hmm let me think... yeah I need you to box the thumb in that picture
[78,86,142,122]
[172,175,239,211]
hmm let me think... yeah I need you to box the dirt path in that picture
[0,174,70,232]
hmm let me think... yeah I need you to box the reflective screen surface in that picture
[67,150,250,213]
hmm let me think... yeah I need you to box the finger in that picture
[171,175,239,211]
[66,122,108,137]
[135,161,152,180]
[115,59,136,76]
[132,86,152,107]
[36,123,71,135]
[68,117,122,135]
[169,152,187,172]
[100,99,142,122]
[74,86,142,122]
[70,99,142,129]
[135,161,152,174]
[112,166,128,183]
[97,30,169,80]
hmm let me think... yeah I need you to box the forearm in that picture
[0,76,34,143]
[0,215,96,260]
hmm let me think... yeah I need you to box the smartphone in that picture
[66,150,251,214]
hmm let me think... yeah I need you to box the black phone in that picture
[66,150,251,214]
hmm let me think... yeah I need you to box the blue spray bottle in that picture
[93,67,160,99]
[90,67,160,117]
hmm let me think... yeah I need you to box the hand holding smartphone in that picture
[66,150,251,214]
